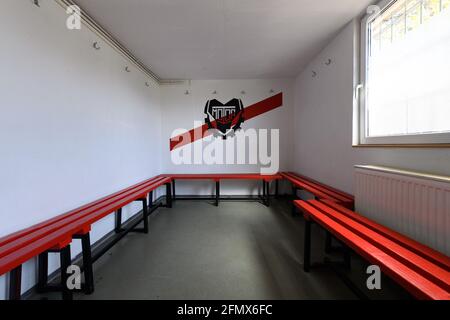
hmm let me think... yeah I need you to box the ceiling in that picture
[75,0,373,80]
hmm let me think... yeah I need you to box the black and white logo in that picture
[204,98,245,139]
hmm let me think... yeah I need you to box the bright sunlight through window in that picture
[361,0,450,144]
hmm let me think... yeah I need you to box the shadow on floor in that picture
[30,199,410,300]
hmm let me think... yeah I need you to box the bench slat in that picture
[282,172,353,205]
[296,200,450,300]
[0,177,170,261]
[306,200,450,291]
[321,200,450,272]
[0,178,170,274]
[285,172,354,201]
[0,176,166,247]
[283,173,351,206]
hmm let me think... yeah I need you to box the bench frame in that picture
[3,179,172,300]
[297,200,450,300]
[281,172,354,215]
[4,170,448,300]
[165,174,281,207]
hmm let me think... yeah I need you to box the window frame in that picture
[357,0,450,147]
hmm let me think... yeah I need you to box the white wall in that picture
[0,0,162,298]
[5,0,448,301]
[161,79,294,195]
[292,20,450,195]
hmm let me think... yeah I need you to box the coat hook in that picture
[325,59,332,66]
[145,82,150,87]
[312,71,317,78]
[33,0,40,7]
[270,89,275,93]
[212,90,217,95]
[241,90,246,95]
[125,66,131,73]
[93,42,101,50]
[185,90,190,95]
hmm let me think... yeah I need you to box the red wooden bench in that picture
[281,172,354,210]
[160,174,282,207]
[0,176,172,300]
[295,199,450,300]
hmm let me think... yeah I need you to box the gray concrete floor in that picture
[32,199,409,300]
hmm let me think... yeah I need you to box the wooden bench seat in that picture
[161,173,282,207]
[295,199,450,300]
[282,172,354,209]
[0,176,172,300]
[0,177,170,258]
[0,176,167,248]
[321,200,450,272]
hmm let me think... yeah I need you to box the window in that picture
[358,0,450,145]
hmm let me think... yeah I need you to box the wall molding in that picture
[54,0,188,85]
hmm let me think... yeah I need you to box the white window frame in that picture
[358,0,450,146]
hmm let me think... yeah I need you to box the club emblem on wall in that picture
[204,98,245,139]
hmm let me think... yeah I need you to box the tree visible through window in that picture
[361,0,450,143]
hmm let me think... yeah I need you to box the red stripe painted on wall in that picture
[169,92,283,151]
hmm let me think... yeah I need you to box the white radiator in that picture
[355,165,450,256]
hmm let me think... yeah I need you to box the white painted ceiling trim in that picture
[54,0,375,82]
[54,0,170,84]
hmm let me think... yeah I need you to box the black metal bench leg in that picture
[9,265,22,300]
[343,246,352,270]
[215,181,220,207]
[266,181,270,207]
[60,245,73,301]
[142,198,149,234]
[166,182,172,208]
[126,199,150,234]
[262,180,266,206]
[115,208,123,233]
[325,231,333,254]
[148,191,153,208]
[304,219,312,272]
[275,179,279,199]
[291,187,298,216]
[37,252,48,293]
[78,233,94,294]
[172,179,176,202]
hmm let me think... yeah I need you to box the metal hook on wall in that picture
[325,58,332,66]
[312,71,317,78]
[33,0,40,7]
[93,42,101,50]
[125,66,131,73]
